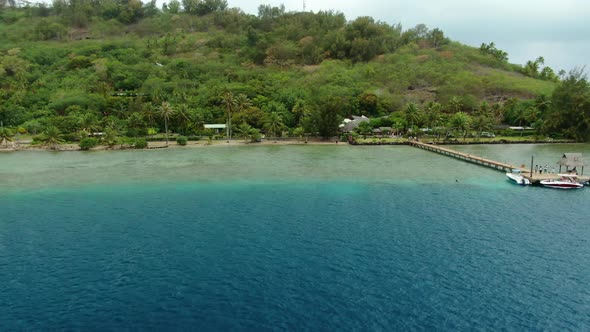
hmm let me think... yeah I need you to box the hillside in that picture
[2,2,588,143]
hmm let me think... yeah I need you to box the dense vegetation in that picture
[1,0,589,147]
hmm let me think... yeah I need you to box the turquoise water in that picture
[1,145,590,330]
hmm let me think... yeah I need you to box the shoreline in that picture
[0,138,345,152]
[0,138,582,152]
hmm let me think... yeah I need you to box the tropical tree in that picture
[471,115,493,140]
[142,102,158,128]
[524,106,540,127]
[234,93,253,114]
[448,112,471,141]
[174,104,191,135]
[42,126,64,150]
[234,122,252,142]
[534,94,552,115]
[264,112,285,142]
[221,90,237,141]
[293,126,305,141]
[234,122,260,143]
[424,102,444,140]
[127,112,145,137]
[491,103,505,125]
[0,127,14,147]
[189,111,205,136]
[547,69,590,141]
[103,126,120,148]
[447,96,463,113]
[79,113,100,134]
[404,103,421,133]
[159,101,174,146]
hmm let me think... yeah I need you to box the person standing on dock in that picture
[544,164,548,174]
[535,165,538,173]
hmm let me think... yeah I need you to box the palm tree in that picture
[174,104,191,135]
[159,102,174,146]
[447,96,463,113]
[142,102,157,128]
[190,111,205,136]
[404,103,421,134]
[471,115,493,140]
[127,112,145,137]
[424,102,443,139]
[79,113,101,136]
[234,123,254,142]
[448,112,471,141]
[264,112,285,142]
[42,126,64,150]
[221,90,237,142]
[491,103,504,125]
[534,94,551,114]
[0,127,14,147]
[524,106,540,126]
[103,126,120,148]
[234,93,253,114]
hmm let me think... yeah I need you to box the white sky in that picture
[230,0,590,72]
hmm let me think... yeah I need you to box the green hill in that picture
[1,2,587,143]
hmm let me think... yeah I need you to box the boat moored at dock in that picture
[540,174,584,189]
[506,169,531,185]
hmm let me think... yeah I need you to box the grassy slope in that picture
[0,11,556,113]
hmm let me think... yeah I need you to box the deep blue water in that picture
[1,180,589,330]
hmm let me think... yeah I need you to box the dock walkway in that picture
[408,141,590,184]
[409,141,519,173]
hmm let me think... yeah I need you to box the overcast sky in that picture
[229,0,589,72]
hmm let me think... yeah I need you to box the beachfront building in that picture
[339,116,369,133]
[204,124,227,134]
[557,153,586,175]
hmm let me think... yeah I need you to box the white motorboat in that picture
[506,169,531,185]
[540,174,584,189]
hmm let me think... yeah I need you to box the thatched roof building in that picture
[339,116,369,132]
[557,153,586,174]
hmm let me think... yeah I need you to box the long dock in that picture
[409,141,519,172]
[408,141,590,185]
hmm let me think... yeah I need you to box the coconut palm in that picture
[534,94,551,114]
[103,126,120,148]
[491,103,504,125]
[447,96,463,113]
[189,111,205,136]
[221,90,237,141]
[0,127,14,147]
[448,112,471,141]
[234,123,256,143]
[264,112,285,142]
[79,113,101,135]
[159,101,174,146]
[142,102,157,128]
[127,112,145,137]
[234,93,253,113]
[174,104,191,135]
[404,103,422,133]
[424,102,443,137]
[524,106,540,126]
[471,115,493,140]
[42,126,64,150]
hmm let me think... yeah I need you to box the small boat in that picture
[540,174,584,189]
[506,169,531,185]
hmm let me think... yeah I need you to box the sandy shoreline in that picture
[0,138,345,152]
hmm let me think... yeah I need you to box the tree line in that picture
[1,1,588,148]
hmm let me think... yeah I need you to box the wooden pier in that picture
[408,141,590,185]
[409,141,520,173]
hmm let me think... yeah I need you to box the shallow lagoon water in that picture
[1,145,589,330]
